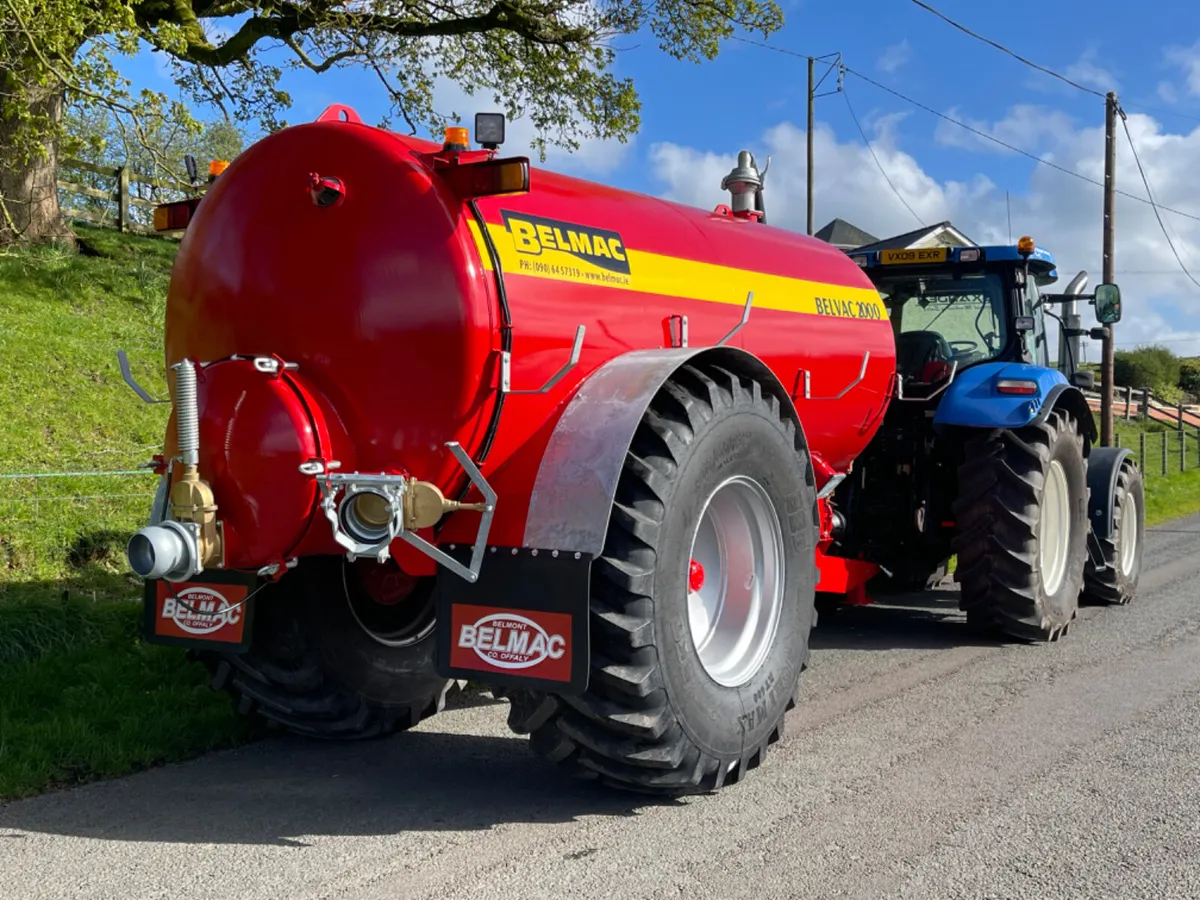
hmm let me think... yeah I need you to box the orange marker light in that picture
[209,159,230,177]
[443,127,470,150]
[1017,235,1035,255]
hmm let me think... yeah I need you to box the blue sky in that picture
[114,0,1200,354]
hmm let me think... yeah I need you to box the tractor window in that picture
[876,272,1006,382]
[1025,276,1050,368]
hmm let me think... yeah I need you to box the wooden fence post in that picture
[1180,430,1186,473]
[1141,388,1151,421]
[1161,431,1168,476]
[1124,385,1132,421]
[117,166,130,233]
[1139,431,1147,472]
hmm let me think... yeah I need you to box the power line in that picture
[906,0,1104,97]
[729,33,1200,224]
[843,67,1200,224]
[1117,103,1200,290]
[906,1,1200,127]
[842,85,925,226]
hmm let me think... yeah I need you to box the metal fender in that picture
[522,345,817,556]
[1085,446,1135,541]
[932,362,1098,444]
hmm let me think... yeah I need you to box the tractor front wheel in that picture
[1082,460,1145,606]
[952,408,1089,641]
[197,556,456,738]
[511,362,818,795]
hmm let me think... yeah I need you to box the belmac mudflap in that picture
[434,546,592,693]
[141,568,257,654]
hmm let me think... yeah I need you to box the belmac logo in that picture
[501,210,631,275]
[458,612,566,670]
[161,587,241,635]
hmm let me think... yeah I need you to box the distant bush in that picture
[1113,345,1183,399]
[1180,359,1200,399]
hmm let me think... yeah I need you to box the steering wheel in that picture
[948,340,979,355]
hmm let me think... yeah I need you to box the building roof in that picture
[814,218,879,250]
[853,220,976,252]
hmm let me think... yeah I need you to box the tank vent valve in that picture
[721,151,763,216]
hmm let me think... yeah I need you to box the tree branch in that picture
[145,1,593,67]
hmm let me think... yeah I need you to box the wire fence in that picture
[0,470,157,585]
[1115,428,1200,476]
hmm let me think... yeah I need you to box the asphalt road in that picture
[3,515,1199,900]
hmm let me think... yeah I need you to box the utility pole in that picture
[806,53,843,237]
[1101,91,1117,447]
[807,56,815,236]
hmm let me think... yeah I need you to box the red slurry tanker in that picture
[121,104,897,793]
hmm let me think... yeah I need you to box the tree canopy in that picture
[0,0,784,243]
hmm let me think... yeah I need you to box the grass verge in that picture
[0,224,256,801]
[1144,468,1200,526]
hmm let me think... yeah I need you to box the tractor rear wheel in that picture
[952,408,1088,641]
[511,362,818,795]
[196,555,456,738]
[1082,460,1145,605]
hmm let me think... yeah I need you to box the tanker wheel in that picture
[951,408,1088,642]
[512,362,818,795]
[196,555,457,739]
[1082,460,1145,606]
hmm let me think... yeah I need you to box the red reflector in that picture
[996,379,1039,395]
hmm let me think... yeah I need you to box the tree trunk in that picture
[0,83,74,248]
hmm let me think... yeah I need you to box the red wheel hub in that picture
[688,558,705,593]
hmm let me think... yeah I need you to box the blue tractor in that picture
[829,236,1144,641]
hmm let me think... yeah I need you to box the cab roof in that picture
[845,242,1059,285]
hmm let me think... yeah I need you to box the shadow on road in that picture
[0,715,667,846]
[811,585,998,652]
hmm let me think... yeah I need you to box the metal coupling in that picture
[127,520,199,581]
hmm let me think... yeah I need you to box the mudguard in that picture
[1085,446,1135,542]
[434,345,814,695]
[522,345,815,555]
[932,361,1097,444]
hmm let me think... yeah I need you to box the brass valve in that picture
[170,465,224,567]
[403,479,491,530]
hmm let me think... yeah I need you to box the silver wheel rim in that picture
[686,475,785,688]
[1039,460,1071,596]
[1119,492,1138,577]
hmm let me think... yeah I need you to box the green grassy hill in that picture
[0,226,253,800]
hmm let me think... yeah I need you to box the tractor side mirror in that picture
[1094,283,1122,324]
[1070,370,1095,390]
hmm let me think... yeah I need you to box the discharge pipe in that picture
[126,359,214,582]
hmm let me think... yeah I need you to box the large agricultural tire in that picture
[1082,460,1145,606]
[195,555,457,739]
[511,362,818,795]
[951,408,1089,642]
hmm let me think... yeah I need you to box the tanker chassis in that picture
[119,106,1140,796]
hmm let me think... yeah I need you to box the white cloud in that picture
[648,107,1200,358]
[1158,81,1179,104]
[1063,48,1119,93]
[1166,39,1200,96]
[876,40,912,75]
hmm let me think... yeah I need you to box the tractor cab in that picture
[847,239,1061,396]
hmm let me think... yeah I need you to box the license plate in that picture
[880,247,948,265]
[142,568,257,653]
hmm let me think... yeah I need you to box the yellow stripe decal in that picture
[466,215,887,321]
